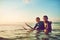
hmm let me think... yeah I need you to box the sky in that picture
[0,0,60,24]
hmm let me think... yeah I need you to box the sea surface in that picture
[0,22,60,40]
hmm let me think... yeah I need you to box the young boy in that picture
[25,17,44,31]
[26,17,44,40]
[33,17,44,31]
[33,17,44,40]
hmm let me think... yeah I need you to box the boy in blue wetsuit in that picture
[33,17,44,32]
[33,17,44,40]
[25,17,44,40]
[26,17,44,31]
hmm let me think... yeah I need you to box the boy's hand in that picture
[44,29,48,35]
[27,29,34,33]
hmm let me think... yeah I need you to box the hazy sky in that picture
[0,0,60,24]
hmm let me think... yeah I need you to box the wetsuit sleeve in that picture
[33,23,38,30]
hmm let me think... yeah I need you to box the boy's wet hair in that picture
[36,17,40,20]
[43,15,48,19]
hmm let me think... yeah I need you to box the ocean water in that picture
[0,22,60,40]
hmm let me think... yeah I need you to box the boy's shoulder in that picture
[39,21,44,24]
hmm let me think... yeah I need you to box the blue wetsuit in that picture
[34,21,44,31]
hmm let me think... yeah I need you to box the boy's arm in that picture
[25,23,33,29]
[44,21,52,34]
[33,23,37,30]
[25,23,37,30]
[29,23,38,31]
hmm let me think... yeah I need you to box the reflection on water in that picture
[0,22,60,40]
